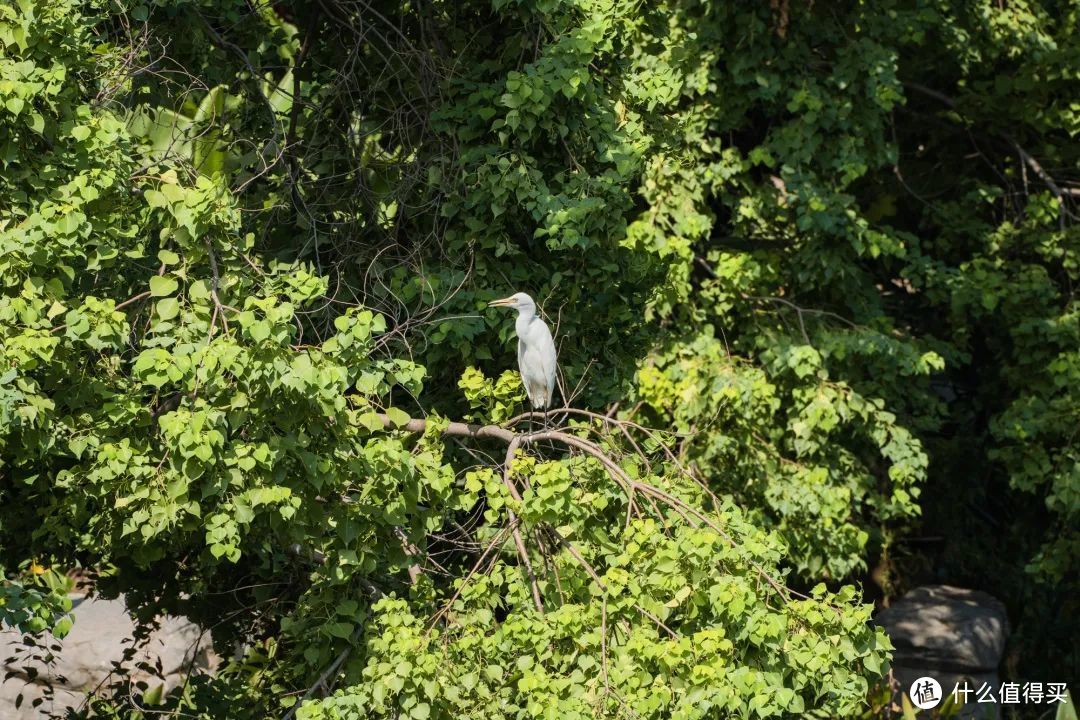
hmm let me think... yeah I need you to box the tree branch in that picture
[502,437,544,613]
[373,412,800,607]
[903,81,1079,224]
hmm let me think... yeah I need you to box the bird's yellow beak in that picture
[488,296,515,307]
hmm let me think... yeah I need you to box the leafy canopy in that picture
[2,0,1077,715]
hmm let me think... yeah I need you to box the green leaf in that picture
[52,616,73,639]
[249,321,270,342]
[149,275,178,297]
[384,407,411,428]
[357,412,384,432]
[157,250,180,265]
[325,622,354,639]
[1056,692,1077,720]
[143,684,164,705]
[901,694,917,720]
[144,189,168,208]
[156,298,179,320]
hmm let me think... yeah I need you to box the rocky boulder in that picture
[1,594,215,718]
[876,585,1010,719]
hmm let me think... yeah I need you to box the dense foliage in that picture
[1,0,1076,716]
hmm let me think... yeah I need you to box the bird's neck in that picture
[515,309,534,336]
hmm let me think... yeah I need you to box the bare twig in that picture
[503,436,544,613]
[282,635,355,720]
[903,81,1079,225]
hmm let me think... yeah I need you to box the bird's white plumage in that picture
[490,292,557,409]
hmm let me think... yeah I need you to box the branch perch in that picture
[373,411,800,605]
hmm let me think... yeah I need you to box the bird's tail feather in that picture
[528,383,549,410]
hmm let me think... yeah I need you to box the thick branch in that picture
[376,414,514,443]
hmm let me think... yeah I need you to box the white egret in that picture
[488,292,557,410]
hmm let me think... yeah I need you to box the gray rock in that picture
[0,594,216,719]
[876,585,1010,719]
[876,585,1009,672]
